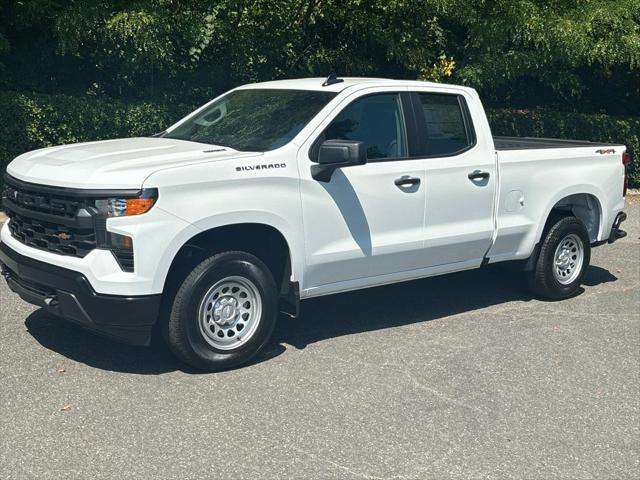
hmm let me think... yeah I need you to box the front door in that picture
[298,91,428,295]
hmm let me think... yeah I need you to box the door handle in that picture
[394,176,421,187]
[468,170,490,181]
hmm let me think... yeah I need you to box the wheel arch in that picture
[536,187,604,245]
[154,213,304,314]
[164,221,295,287]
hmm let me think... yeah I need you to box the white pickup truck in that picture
[0,76,631,371]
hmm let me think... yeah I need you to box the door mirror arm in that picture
[311,140,367,182]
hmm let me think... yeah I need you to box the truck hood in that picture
[6,137,262,189]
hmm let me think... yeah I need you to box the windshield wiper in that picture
[164,135,237,149]
[163,133,267,152]
[233,144,267,152]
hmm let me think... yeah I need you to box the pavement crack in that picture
[404,371,485,413]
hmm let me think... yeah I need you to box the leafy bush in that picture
[0,90,192,190]
[487,108,640,188]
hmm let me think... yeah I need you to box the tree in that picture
[450,0,640,113]
[50,0,451,100]
[0,0,638,114]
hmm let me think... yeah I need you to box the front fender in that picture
[151,208,305,294]
[142,148,306,292]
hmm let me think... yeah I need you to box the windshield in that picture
[164,89,337,151]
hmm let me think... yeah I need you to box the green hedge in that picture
[0,91,637,190]
[0,91,193,190]
[487,108,640,187]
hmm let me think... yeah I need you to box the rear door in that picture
[297,89,428,294]
[408,89,496,267]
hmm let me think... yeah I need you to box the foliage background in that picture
[0,0,638,185]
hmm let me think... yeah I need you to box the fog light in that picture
[106,232,134,272]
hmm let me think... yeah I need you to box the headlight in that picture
[95,188,158,217]
[93,189,157,272]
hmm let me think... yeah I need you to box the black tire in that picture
[164,251,278,371]
[527,216,591,300]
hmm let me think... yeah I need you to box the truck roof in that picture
[235,77,464,93]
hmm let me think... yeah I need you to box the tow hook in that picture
[44,296,60,308]
[608,212,628,244]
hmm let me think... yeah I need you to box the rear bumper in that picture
[608,211,627,243]
[593,211,627,247]
[0,241,161,346]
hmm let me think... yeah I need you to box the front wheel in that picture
[164,251,278,371]
[527,216,591,300]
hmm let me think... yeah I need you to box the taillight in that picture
[622,152,631,197]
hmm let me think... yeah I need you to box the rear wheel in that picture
[527,216,591,300]
[164,251,278,371]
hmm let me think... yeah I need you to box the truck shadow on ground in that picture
[270,263,617,351]
[24,263,617,374]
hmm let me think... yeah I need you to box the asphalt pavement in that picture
[1,201,638,479]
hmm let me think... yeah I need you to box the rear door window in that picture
[414,93,474,157]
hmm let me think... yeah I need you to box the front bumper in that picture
[0,241,161,346]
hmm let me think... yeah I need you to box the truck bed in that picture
[493,136,614,151]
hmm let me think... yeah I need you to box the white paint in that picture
[3,78,627,297]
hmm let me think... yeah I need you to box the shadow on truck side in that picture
[24,263,617,375]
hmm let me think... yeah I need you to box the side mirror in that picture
[311,139,367,182]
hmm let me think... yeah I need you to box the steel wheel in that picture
[553,233,584,285]
[197,275,262,350]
